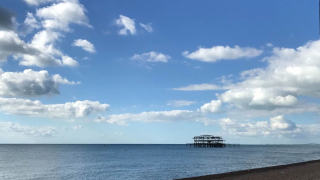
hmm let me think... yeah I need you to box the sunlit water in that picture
[1,144,320,180]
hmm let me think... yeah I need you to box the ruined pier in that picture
[187,135,239,148]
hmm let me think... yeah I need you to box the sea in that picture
[1,144,320,180]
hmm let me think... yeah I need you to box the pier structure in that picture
[192,135,226,148]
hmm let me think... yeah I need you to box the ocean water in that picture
[1,144,320,180]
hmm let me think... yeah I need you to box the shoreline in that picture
[178,159,320,180]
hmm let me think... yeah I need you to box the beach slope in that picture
[179,159,320,180]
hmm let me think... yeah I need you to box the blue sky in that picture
[0,0,319,144]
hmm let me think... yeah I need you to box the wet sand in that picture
[179,159,320,180]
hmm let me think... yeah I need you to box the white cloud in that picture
[269,95,298,106]
[0,98,109,119]
[94,110,212,126]
[270,115,297,131]
[23,0,57,6]
[29,30,62,56]
[0,0,92,67]
[176,40,320,117]
[20,54,75,67]
[36,0,91,31]
[0,122,58,137]
[72,39,96,53]
[217,39,320,112]
[169,39,320,121]
[61,56,79,67]
[25,30,81,67]
[200,100,222,113]
[183,45,263,62]
[172,83,222,91]
[115,15,136,35]
[219,118,270,137]
[0,68,79,97]
[94,115,128,126]
[22,12,40,35]
[0,31,37,62]
[131,51,171,63]
[218,116,317,139]
[219,88,298,110]
[26,0,92,66]
[140,23,153,33]
[0,30,79,67]
[167,100,196,107]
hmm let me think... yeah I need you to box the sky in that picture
[0,0,319,144]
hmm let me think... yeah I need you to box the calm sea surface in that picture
[1,144,320,180]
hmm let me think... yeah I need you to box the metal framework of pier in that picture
[192,135,226,148]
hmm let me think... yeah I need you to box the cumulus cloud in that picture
[61,55,79,67]
[220,118,270,137]
[0,30,75,67]
[173,83,222,91]
[0,7,16,31]
[36,0,91,31]
[0,0,92,67]
[269,95,298,106]
[218,116,315,138]
[94,110,212,126]
[200,100,222,113]
[23,0,92,66]
[26,30,80,67]
[131,51,171,63]
[21,12,41,35]
[28,30,62,55]
[270,115,297,131]
[216,39,320,112]
[0,31,36,62]
[219,89,298,110]
[167,100,196,107]
[182,45,263,62]
[0,29,79,67]
[115,15,136,35]
[140,23,153,33]
[72,39,96,53]
[0,69,79,97]
[171,40,320,118]
[0,98,109,119]
[0,122,58,137]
